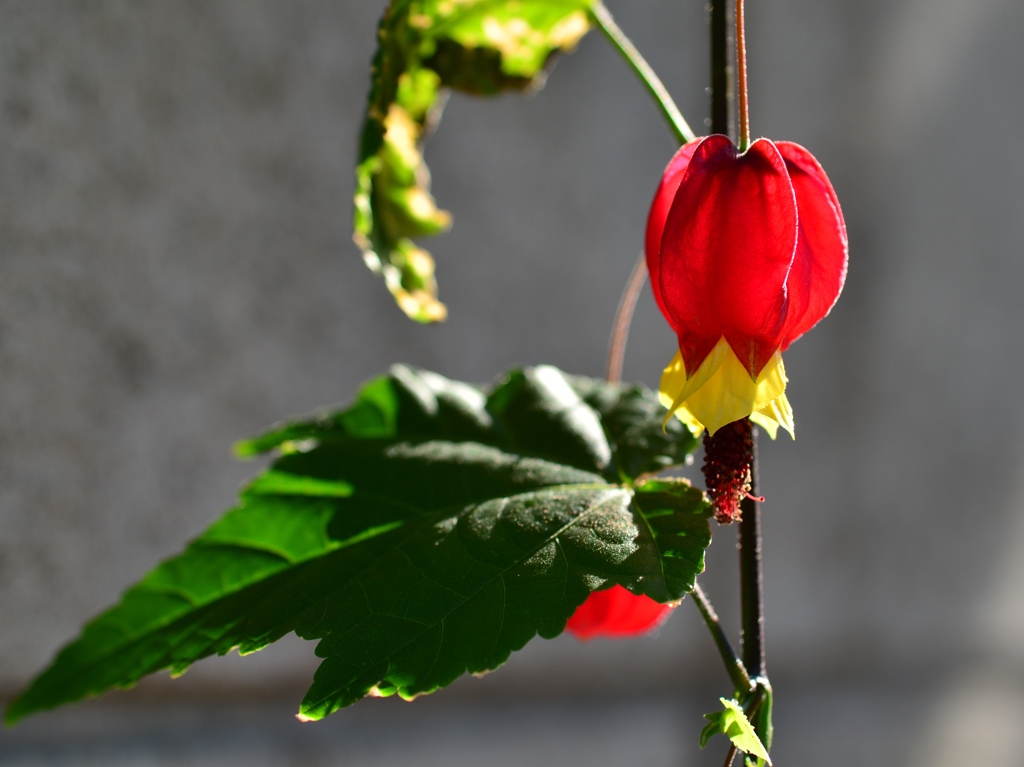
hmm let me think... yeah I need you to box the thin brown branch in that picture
[606,252,648,383]
[735,0,750,150]
[722,744,739,767]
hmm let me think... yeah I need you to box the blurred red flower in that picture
[566,585,673,640]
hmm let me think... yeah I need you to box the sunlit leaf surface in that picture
[7,365,706,724]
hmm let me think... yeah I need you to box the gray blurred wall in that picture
[1,0,1024,764]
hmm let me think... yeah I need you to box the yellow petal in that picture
[676,405,705,437]
[658,357,705,436]
[658,352,686,415]
[658,392,706,437]
[751,392,795,440]
[660,341,731,421]
[749,409,779,439]
[659,338,791,436]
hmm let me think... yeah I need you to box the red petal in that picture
[659,136,798,378]
[566,585,674,640]
[775,142,848,348]
[645,139,702,318]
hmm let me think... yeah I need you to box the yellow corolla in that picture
[659,337,795,439]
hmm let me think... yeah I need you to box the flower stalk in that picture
[735,0,751,152]
[729,0,766,701]
[714,1,767,762]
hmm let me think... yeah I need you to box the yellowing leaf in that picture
[354,1,595,322]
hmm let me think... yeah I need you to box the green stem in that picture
[590,3,696,145]
[596,2,694,385]
[691,581,753,694]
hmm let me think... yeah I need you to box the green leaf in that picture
[568,375,699,481]
[7,366,706,725]
[237,364,695,484]
[354,1,596,322]
[486,367,613,475]
[700,698,772,764]
[745,685,774,767]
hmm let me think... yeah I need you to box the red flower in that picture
[648,135,847,437]
[566,585,673,640]
[566,135,845,640]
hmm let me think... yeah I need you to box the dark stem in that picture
[738,423,765,679]
[722,745,738,767]
[710,0,729,135]
[691,581,752,694]
[708,7,766,765]
[605,253,648,383]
